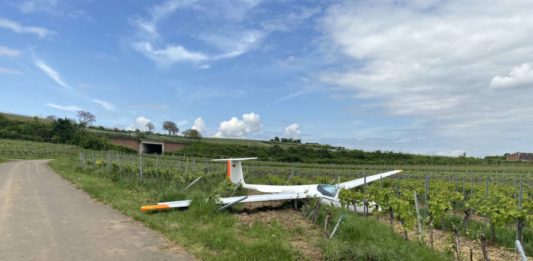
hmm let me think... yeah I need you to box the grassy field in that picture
[49,156,449,260]
[0,112,53,122]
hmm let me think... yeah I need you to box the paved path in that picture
[0,160,194,261]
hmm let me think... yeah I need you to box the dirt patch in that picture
[239,199,288,210]
[452,210,489,224]
[235,207,324,260]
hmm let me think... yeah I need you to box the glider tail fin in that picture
[227,160,244,185]
[212,158,257,185]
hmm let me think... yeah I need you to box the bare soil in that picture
[235,203,324,260]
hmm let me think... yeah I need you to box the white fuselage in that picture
[242,183,376,214]
[243,183,320,195]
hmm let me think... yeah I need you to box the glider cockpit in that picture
[317,184,338,197]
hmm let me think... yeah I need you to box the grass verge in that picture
[50,157,449,260]
[315,207,450,260]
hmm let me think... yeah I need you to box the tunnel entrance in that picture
[140,142,163,154]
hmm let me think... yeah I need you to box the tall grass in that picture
[317,208,450,260]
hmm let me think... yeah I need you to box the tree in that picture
[134,129,145,139]
[76,111,95,126]
[183,129,202,139]
[51,118,77,143]
[162,121,179,135]
[146,122,155,134]
[46,115,57,121]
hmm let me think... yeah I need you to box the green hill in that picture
[0,112,497,164]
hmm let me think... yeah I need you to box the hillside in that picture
[0,112,496,164]
[0,112,333,150]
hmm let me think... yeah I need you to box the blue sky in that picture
[2,0,533,157]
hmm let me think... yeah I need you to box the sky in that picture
[1,0,533,157]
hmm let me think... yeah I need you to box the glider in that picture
[140,158,402,213]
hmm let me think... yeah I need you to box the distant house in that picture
[506,152,533,161]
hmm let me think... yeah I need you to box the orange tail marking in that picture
[226,160,231,181]
[140,204,170,212]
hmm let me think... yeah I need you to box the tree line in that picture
[269,136,302,144]
[0,111,202,150]
[89,119,202,140]
[173,142,490,165]
[0,113,127,151]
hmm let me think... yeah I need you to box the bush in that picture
[0,114,123,152]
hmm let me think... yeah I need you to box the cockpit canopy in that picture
[317,184,338,197]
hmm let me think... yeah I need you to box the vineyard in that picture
[73,150,533,260]
[1,138,531,260]
[0,139,80,159]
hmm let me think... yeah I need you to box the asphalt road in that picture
[0,160,194,261]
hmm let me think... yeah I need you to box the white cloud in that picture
[132,30,265,66]
[320,0,533,155]
[490,63,533,89]
[191,117,206,134]
[18,0,58,14]
[18,0,90,19]
[207,0,263,22]
[274,89,312,104]
[436,150,466,157]
[132,42,208,65]
[130,0,315,67]
[92,99,117,111]
[0,66,22,75]
[0,17,52,38]
[131,0,197,38]
[204,30,265,60]
[150,0,196,21]
[215,113,262,138]
[283,123,301,139]
[46,103,82,112]
[262,7,320,32]
[34,59,68,88]
[0,46,20,57]
[127,116,154,131]
[132,19,158,38]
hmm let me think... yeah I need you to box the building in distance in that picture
[506,152,533,161]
